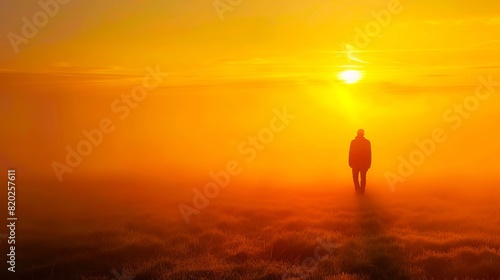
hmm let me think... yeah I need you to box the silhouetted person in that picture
[349,129,371,194]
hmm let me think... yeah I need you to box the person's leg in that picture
[352,168,360,191]
[360,170,367,192]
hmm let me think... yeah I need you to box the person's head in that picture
[357,129,364,137]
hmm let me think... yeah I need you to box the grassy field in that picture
[9,181,500,280]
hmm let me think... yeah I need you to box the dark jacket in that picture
[349,136,371,170]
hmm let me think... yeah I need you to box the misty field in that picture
[10,183,500,280]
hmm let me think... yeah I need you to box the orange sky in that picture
[1,0,500,192]
[1,0,500,71]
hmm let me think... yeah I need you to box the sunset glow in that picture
[338,69,363,84]
[1,0,500,279]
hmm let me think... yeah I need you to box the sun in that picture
[338,70,363,84]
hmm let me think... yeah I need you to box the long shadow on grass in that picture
[342,193,411,280]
